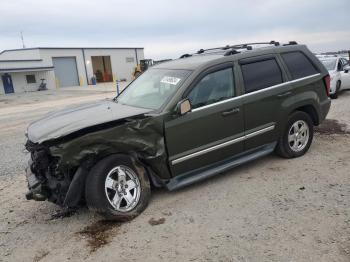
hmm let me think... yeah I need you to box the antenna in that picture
[20,31,26,48]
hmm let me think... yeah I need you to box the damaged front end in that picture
[25,140,77,205]
[24,106,171,208]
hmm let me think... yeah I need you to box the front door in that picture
[165,65,245,176]
[2,74,14,94]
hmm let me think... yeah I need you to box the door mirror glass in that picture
[344,65,350,73]
[176,99,191,115]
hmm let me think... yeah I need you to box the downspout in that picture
[82,48,89,85]
[134,48,139,65]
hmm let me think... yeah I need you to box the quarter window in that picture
[281,52,318,79]
[187,68,234,109]
[241,59,283,93]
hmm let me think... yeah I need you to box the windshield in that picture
[117,69,191,110]
[320,59,336,71]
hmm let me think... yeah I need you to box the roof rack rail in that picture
[179,54,192,58]
[179,40,297,58]
[283,41,298,46]
[224,49,240,56]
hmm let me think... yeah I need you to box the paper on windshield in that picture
[160,76,181,85]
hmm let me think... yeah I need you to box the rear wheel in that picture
[85,155,151,221]
[275,111,314,158]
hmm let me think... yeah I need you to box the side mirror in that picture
[176,99,191,115]
[344,65,350,73]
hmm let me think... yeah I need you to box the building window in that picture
[126,57,135,63]
[26,74,36,84]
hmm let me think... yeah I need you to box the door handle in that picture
[222,108,240,116]
[277,91,292,98]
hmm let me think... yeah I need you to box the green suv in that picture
[25,41,331,220]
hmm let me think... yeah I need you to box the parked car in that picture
[25,41,331,220]
[317,55,350,99]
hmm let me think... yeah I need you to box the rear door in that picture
[164,64,245,176]
[340,58,350,89]
[238,55,290,151]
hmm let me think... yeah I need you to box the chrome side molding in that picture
[171,125,275,165]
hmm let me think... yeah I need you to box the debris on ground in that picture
[33,250,49,262]
[161,211,172,216]
[77,220,121,253]
[299,186,305,191]
[49,208,77,220]
[148,217,166,226]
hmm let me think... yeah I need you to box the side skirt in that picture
[166,142,277,191]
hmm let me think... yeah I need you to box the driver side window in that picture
[187,68,235,109]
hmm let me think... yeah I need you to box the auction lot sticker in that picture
[160,76,181,85]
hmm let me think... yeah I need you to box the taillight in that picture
[323,74,330,97]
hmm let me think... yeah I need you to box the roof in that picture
[0,46,144,55]
[153,54,223,70]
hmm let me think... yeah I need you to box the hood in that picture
[27,99,153,143]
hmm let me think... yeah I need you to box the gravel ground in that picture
[0,89,349,262]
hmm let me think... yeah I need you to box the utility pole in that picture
[20,31,26,48]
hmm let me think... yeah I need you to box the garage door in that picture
[52,57,79,87]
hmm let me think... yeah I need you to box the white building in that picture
[0,47,144,95]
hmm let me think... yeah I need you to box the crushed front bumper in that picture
[25,160,47,201]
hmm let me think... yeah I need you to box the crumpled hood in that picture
[27,99,153,143]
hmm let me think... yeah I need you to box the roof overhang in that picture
[0,66,54,73]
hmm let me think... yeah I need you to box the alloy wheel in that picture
[288,120,310,152]
[104,165,141,212]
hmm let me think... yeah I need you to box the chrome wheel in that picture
[288,120,310,152]
[104,165,141,212]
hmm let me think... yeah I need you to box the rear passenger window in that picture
[281,52,318,79]
[241,59,283,93]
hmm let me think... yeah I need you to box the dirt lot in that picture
[0,89,349,262]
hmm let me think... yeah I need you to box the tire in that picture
[275,111,314,158]
[85,154,151,221]
[330,81,340,99]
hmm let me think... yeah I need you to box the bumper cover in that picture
[319,98,331,122]
[25,160,47,201]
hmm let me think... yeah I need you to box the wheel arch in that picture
[293,104,319,126]
[63,152,163,208]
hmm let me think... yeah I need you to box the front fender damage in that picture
[26,114,170,207]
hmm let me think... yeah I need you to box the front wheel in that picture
[85,155,151,221]
[275,111,314,158]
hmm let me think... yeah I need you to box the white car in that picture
[317,55,350,98]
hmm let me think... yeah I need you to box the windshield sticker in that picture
[160,76,181,85]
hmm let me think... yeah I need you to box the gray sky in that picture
[0,0,349,59]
